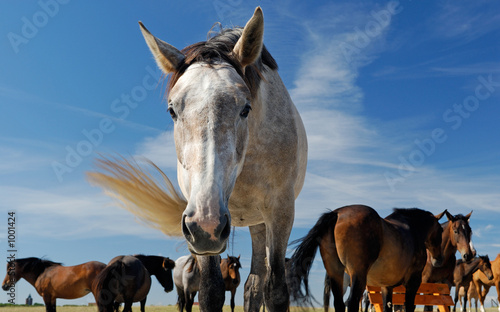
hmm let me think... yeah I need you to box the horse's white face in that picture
[168,63,252,254]
[139,7,265,255]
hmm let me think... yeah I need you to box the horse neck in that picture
[137,256,159,275]
[462,258,481,277]
[17,261,45,288]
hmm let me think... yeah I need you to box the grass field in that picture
[0,306,498,312]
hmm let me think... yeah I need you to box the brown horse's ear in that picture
[465,211,473,222]
[232,7,264,69]
[227,253,230,260]
[139,21,184,74]
[238,255,240,260]
[435,210,447,220]
[445,210,455,222]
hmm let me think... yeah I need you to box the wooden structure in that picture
[367,283,454,312]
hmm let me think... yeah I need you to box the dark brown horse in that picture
[133,254,176,293]
[453,256,493,312]
[93,255,151,312]
[422,211,475,286]
[174,254,242,312]
[1,257,106,312]
[288,205,444,312]
[472,253,500,312]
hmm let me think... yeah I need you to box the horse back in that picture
[35,261,106,300]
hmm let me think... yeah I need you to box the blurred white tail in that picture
[87,156,186,236]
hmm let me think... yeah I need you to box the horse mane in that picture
[390,208,434,224]
[18,257,62,277]
[168,26,278,98]
[389,208,437,242]
[87,156,187,237]
[186,255,198,273]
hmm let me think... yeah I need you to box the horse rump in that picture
[288,210,337,305]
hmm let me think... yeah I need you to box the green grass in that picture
[0,306,498,312]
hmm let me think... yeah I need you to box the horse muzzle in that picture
[182,213,231,255]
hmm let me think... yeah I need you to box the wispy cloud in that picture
[429,1,500,43]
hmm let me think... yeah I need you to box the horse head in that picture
[445,211,475,262]
[157,257,175,292]
[226,255,242,285]
[2,260,18,291]
[479,255,494,280]
[139,8,266,255]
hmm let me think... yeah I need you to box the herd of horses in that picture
[3,6,498,312]
[1,254,241,312]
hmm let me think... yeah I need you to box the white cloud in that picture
[134,130,178,170]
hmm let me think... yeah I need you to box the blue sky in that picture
[1,0,500,308]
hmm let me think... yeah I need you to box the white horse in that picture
[88,7,307,312]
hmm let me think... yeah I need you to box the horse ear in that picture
[139,22,184,74]
[233,7,264,69]
[435,210,447,220]
[445,210,455,222]
[465,211,473,222]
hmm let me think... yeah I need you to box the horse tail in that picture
[93,260,123,309]
[324,273,331,312]
[288,210,337,305]
[87,155,187,236]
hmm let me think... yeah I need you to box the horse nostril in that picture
[220,215,231,241]
[182,215,193,240]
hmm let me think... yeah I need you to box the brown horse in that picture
[472,253,500,312]
[453,255,493,312]
[422,211,475,286]
[93,255,151,312]
[221,255,242,312]
[1,257,106,312]
[174,254,242,312]
[288,205,444,312]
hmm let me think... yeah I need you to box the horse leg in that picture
[454,285,459,312]
[324,274,332,312]
[347,274,367,312]
[479,285,490,312]
[177,287,186,312]
[198,255,224,312]
[231,289,236,312]
[495,282,500,312]
[463,287,468,312]
[123,300,133,312]
[244,224,267,312]
[141,297,147,312]
[381,287,394,312]
[404,274,423,312]
[186,291,196,312]
[43,297,56,312]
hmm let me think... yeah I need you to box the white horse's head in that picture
[140,8,268,255]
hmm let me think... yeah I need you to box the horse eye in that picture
[168,107,177,120]
[240,104,251,118]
